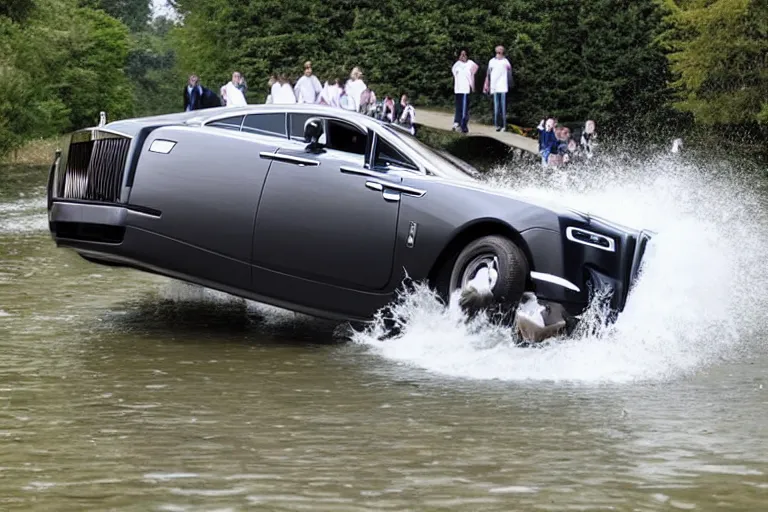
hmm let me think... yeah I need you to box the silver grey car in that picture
[46,104,652,334]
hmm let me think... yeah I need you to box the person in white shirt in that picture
[265,75,276,103]
[344,67,367,112]
[220,71,248,107]
[483,45,513,132]
[272,74,296,105]
[294,61,322,104]
[319,77,343,108]
[451,48,478,133]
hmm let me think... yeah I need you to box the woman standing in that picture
[344,67,367,112]
[220,71,248,107]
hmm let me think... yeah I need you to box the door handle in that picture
[341,166,386,178]
[366,180,400,201]
[382,190,401,202]
[260,151,319,167]
[342,165,426,197]
[366,178,426,197]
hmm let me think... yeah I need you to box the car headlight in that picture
[565,227,615,252]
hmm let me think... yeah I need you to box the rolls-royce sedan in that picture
[46,104,652,337]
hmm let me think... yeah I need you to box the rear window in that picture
[289,113,315,141]
[207,116,244,131]
[242,113,287,138]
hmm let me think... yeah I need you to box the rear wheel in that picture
[447,235,529,320]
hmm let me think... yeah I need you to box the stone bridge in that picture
[415,109,539,155]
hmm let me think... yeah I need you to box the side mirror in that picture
[304,117,325,153]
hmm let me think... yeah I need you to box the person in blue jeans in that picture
[483,46,513,132]
[451,48,478,133]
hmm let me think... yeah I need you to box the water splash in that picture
[352,153,768,383]
[0,197,47,234]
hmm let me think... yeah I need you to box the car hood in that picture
[425,173,593,222]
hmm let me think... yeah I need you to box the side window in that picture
[326,120,366,155]
[289,113,314,141]
[207,115,244,131]
[373,136,418,171]
[242,113,287,138]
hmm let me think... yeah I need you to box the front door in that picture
[251,117,401,290]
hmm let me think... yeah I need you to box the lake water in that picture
[1,155,767,511]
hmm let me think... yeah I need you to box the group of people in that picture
[182,71,251,109]
[183,62,417,134]
[536,118,598,167]
[451,45,513,134]
[264,63,417,134]
[184,51,598,164]
[451,45,599,166]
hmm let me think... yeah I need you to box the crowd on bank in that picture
[182,47,598,166]
[183,63,417,134]
[451,45,598,166]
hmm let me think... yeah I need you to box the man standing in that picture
[294,61,323,104]
[184,74,204,111]
[483,45,513,132]
[451,48,478,133]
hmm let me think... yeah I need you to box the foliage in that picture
[0,0,37,23]
[578,0,677,135]
[0,10,71,156]
[660,0,768,125]
[127,16,184,116]
[0,0,155,157]
[81,0,151,31]
[61,7,134,129]
[0,0,765,160]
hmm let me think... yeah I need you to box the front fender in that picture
[520,227,587,307]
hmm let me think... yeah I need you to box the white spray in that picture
[352,153,768,383]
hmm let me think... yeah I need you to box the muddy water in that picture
[1,164,768,511]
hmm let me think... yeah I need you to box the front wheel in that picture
[447,235,529,320]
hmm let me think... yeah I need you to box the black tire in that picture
[447,235,529,319]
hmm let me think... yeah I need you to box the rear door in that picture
[251,114,402,290]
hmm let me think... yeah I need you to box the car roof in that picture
[103,104,392,137]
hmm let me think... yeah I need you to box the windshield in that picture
[381,124,481,181]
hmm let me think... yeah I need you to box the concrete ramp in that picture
[417,109,539,155]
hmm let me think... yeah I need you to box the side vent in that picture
[58,130,131,203]
[566,227,616,252]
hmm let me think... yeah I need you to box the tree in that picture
[82,0,151,31]
[660,0,768,125]
[127,16,183,116]
[577,0,676,134]
[0,0,136,157]
[0,0,36,23]
[59,7,134,129]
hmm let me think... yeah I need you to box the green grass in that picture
[0,137,60,167]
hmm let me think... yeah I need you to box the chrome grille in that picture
[61,132,130,203]
[61,140,93,199]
